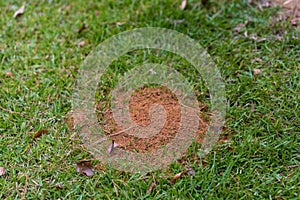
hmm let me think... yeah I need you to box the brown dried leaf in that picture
[13,5,25,18]
[170,170,187,183]
[181,0,187,10]
[5,71,13,77]
[76,161,94,177]
[170,167,196,183]
[0,167,6,176]
[253,68,262,75]
[77,41,86,47]
[147,181,156,193]
[33,129,49,140]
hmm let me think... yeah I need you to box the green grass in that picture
[1,0,299,199]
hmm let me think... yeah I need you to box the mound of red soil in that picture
[97,86,209,153]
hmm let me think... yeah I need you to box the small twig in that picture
[108,140,115,154]
[108,126,135,137]
[287,164,298,169]
[0,105,23,115]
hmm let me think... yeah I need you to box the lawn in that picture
[0,0,299,199]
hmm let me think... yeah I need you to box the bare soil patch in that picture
[97,86,209,153]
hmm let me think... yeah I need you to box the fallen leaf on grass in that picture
[33,130,49,140]
[253,68,262,75]
[77,41,86,47]
[0,167,6,176]
[13,5,25,18]
[170,167,195,183]
[5,72,13,77]
[170,171,186,183]
[76,161,94,176]
[147,181,156,193]
[181,0,187,10]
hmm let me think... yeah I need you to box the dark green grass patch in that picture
[0,0,299,199]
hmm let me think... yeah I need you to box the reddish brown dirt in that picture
[96,86,209,153]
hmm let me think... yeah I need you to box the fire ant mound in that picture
[96,86,209,154]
